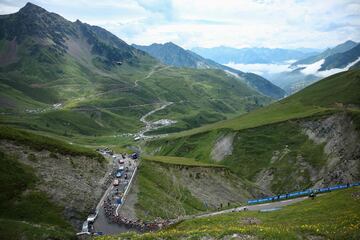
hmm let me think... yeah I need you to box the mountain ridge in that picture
[191,46,320,64]
[132,42,286,99]
[292,40,358,66]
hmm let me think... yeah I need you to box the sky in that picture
[0,0,359,49]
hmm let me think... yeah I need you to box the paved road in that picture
[93,205,130,234]
[92,153,138,234]
[136,101,174,139]
[192,196,307,219]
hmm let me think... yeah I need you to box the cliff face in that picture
[301,113,360,187]
[0,140,109,228]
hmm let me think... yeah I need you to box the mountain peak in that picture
[19,2,47,14]
[164,41,177,46]
[343,40,357,45]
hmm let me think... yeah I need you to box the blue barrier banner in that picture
[318,187,329,192]
[247,182,359,205]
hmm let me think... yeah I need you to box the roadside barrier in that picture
[247,182,360,204]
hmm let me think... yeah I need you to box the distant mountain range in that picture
[291,40,358,66]
[269,41,360,93]
[191,46,320,64]
[133,42,286,99]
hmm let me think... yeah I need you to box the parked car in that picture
[113,179,119,186]
[116,171,122,178]
[119,166,125,171]
[119,159,125,164]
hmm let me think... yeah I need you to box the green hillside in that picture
[0,3,272,139]
[145,69,360,193]
[100,187,360,240]
[161,69,360,138]
[133,42,286,99]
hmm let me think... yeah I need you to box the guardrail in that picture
[115,163,138,216]
[247,182,360,205]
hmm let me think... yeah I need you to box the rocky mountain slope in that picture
[0,126,108,239]
[133,42,286,99]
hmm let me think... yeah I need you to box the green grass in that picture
[0,219,75,240]
[135,160,207,221]
[145,69,360,193]
[99,187,360,239]
[222,121,327,193]
[165,69,360,139]
[143,155,225,168]
[0,125,105,163]
[146,120,328,193]
[0,150,74,239]
[145,129,220,162]
[1,34,272,137]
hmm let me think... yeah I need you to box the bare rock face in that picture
[0,141,109,228]
[211,133,236,162]
[301,113,360,187]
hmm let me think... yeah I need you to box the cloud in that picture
[226,62,292,76]
[0,0,359,49]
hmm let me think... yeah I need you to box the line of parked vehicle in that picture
[77,149,139,236]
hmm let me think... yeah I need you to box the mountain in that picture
[268,69,320,94]
[191,46,320,64]
[146,68,360,194]
[266,41,360,94]
[292,40,358,66]
[0,3,284,238]
[0,3,275,137]
[133,42,216,69]
[133,42,286,99]
[319,43,360,71]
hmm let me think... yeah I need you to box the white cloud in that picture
[0,0,359,49]
[226,62,292,76]
[299,60,325,75]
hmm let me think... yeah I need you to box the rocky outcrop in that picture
[0,140,109,228]
[301,113,360,187]
[211,133,236,162]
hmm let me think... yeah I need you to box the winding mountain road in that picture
[136,101,174,139]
